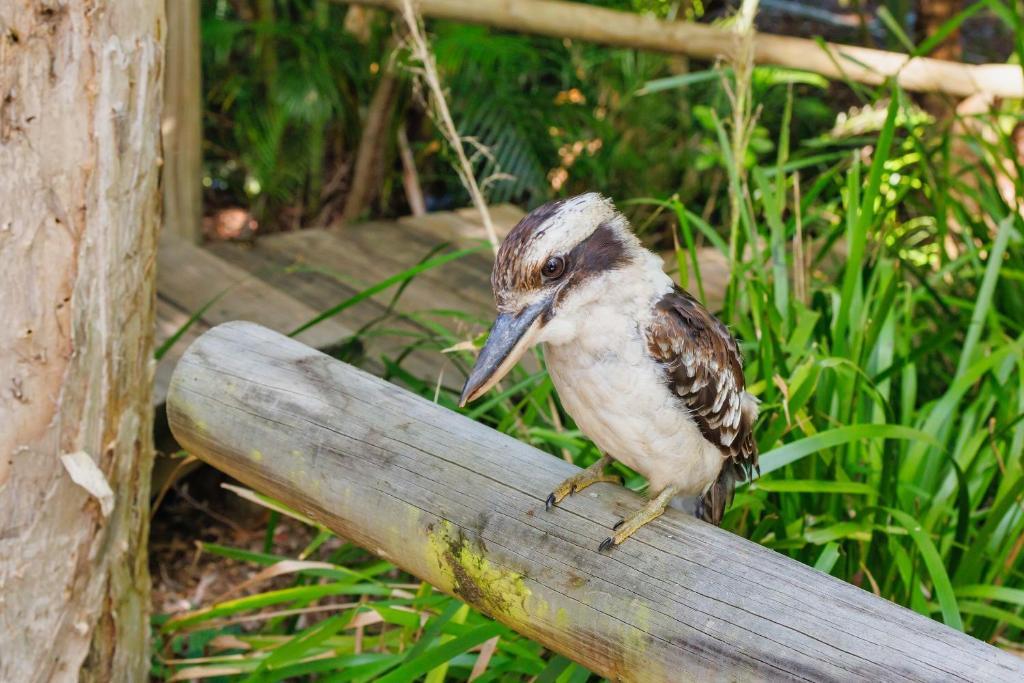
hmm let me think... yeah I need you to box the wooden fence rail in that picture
[337,0,1024,99]
[167,322,1024,682]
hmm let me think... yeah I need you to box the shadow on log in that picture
[167,322,1024,682]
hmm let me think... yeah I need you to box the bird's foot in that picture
[599,485,679,551]
[546,455,619,510]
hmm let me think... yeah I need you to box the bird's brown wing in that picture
[645,286,758,525]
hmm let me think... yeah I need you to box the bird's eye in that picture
[541,256,566,280]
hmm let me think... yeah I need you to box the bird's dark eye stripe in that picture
[541,256,566,280]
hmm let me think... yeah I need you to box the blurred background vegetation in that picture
[155,0,1024,680]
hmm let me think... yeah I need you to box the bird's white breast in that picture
[540,266,724,496]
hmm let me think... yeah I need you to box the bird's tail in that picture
[668,467,739,526]
[695,465,738,526]
[697,393,759,525]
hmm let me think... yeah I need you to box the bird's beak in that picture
[459,296,551,407]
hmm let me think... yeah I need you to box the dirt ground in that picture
[149,466,327,617]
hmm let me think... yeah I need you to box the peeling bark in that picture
[0,2,163,681]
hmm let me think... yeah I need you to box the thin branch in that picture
[397,0,499,253]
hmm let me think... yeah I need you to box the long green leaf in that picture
[886,508,963,631]
[955,214,1014,379]
[758,424,941,477]
[374,623,505,683]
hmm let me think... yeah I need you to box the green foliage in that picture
[201,1,834,227]
[698,87,1024,643]
[202,0,386,223]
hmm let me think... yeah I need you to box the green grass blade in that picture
[758,424,941,477]
[955,214,1014,379]
[288,245,484,337]
[243,612,354,680]
[886,508,963,631]
[955,584,1024,607]
[424,603,471,683]
[374,622,505,683]
[813,542,842,573]
[954,601,1024,632]
[754,480,876,495]
[154,287,229,360]
[162,583,392,632]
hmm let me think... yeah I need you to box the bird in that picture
[458,192,758,550]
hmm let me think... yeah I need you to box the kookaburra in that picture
[459,193,759,550]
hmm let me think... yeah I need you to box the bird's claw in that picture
[545,457,619,512]
[598,486,679,551]
[546,484,575,510]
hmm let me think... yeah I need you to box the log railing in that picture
[167,322,1024,682]
[337,0,1024,99]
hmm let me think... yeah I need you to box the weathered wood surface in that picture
[341,0,1024,99]
[162,0,203,243]
[167,322,1024,683]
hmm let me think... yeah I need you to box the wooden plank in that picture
[162,0,203,243]
[155,234,356,407]
[339,0,1024,99]
[158,234,352,347]
[205,232,469,384]
[397,204,525,246]
[168,321,1024,683]
[397,210,486,246]
[287,223,496,313]
[454,203,526,233]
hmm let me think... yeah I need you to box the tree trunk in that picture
[340,66,401,224]
[0,2,163,681]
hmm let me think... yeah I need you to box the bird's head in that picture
[459,192,644,406]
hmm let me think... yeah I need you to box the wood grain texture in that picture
[167,322,1024,683]
[158,233,353,348]
[204,228,458,382]
[337,0,1024,99]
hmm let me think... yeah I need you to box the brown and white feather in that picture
[646,287,759,524]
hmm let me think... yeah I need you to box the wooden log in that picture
[335,0,1024,99]
[162,0,204,243]
[167,322,1024,682]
